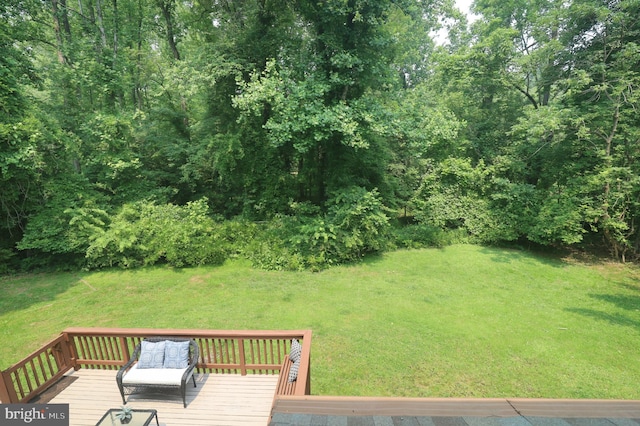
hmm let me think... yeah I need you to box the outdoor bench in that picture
[116,337,199,408]
[275,339,302,396]
[276,355,297,395]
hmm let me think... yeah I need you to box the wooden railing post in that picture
[54,332,74,370]
[63,331,79,370]
[119,336,130,366]
[0,370,18,403]
[238,339,247,376]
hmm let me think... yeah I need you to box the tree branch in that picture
[509,81,538,109]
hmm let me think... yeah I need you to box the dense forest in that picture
[1,0,639,273]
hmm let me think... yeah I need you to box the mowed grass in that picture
[1,245,639,399]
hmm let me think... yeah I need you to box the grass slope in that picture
[1,245,639,399]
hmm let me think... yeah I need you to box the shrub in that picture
[17,177,109,265]
[0,248,17,275]
[243,217,306,271]
[84,189,390,271]
[292,187,390,269]
[411,159,518,245]
[392,223,450,248]
[246,187,391,270]
[85,199,227,268]
[213,219,260,258]
[327,187,390,256]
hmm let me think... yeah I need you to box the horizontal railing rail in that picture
[0,327,311,403]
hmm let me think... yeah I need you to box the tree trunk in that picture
[601,103,622,260]
[158,0,181,61]
[51,0,68,64]
[59,0,72,42]
[95,0,108,50]
[112,0,119,66]
[132,0,145,109]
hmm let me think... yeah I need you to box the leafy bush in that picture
[245,187,390,270]
[392,223,450,248]
[413,190,499,244]
[19,201,110,257]
[16,177,111,269]
[85,199,227,268]
[293,188,390,269]
[46,188,392,271]
[213,219,260,258]
[328,187,390,254]
[527,190,587,245]
[243,216,307,271]
[0,248,17,275]
[411,158,522,245]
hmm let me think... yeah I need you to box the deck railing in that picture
[0,327,311,403]
[0,334,73,404]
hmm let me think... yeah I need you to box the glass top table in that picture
[95,409,159,426]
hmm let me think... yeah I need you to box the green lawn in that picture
[1,245,639,399]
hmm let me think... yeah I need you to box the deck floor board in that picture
[49,369,279,426]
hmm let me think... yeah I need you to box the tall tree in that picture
[1,0,82,268]
[231,0,444,211]
[565,0,640,260]
[490,0,640,259]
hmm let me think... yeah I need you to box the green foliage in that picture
[244,219,306,271]
[293,187,390,268]
[0,248,17,275]
[0,116,45,232]
[85,199,227,268]
[0,48,74,266]
[0,5,35,123]
[417,191,492,241]
[246,187,390,270]
[329,187,391,251]
[380,83,466,212]
[487,178,537,242]
[3,0,640,272]
[527,186,588,245]
[391,223,451,248]
[236,62,370,153]
[411,158,507,244]
[17,176,109,268]
[79,113,169,204]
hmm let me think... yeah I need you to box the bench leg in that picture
[118,385,127,405]
[181,374,197,407]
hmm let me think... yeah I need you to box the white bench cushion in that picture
[122,363,188,386]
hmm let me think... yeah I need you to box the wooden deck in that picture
[48,369,279,426]
[41,370,640,426]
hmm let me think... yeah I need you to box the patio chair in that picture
[116,337,199,408]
